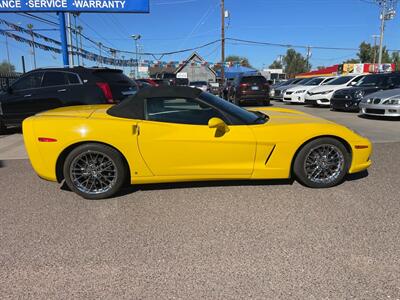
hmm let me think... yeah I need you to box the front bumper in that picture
[359,103,400,117]
[349,140,373,174]
[283,93,306,103]
[331,98,360,112]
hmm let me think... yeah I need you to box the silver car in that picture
[360,88,400,117]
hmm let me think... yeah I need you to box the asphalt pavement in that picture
[0,105,400,299]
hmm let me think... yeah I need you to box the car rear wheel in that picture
[293,138,350,188]
[63,143,127,199]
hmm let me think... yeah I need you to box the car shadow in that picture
[345,170,369,181]
[358,114,400,121]
[116,178,295,197]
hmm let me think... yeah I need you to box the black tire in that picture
[63,143,128,199]
[293,137,350,188]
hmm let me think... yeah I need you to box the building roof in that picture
[174,52,216,76]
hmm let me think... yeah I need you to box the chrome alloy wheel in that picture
[304,144,345,185]
[70,151,118,195]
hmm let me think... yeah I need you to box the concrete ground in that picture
[0,105,399,299]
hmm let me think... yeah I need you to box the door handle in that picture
[57,89,67,92]
[24,94,32,97]
[132,124,140,135]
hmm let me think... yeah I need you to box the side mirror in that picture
[348,81,356,86]
[208,117,229,133]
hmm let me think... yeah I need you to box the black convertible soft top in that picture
[107,86,202,120]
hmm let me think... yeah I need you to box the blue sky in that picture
[1,0,399,72]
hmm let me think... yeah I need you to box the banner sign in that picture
[0,0,149,13]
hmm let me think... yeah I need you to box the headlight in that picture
[354,90,365,99]
[270,89,275,96]
[321,90,333,95]
[362,98,372,104]
[383,98,400,105]
[295,90,306,94]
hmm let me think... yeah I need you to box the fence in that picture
[0,72,21,91]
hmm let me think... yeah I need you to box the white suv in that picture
[304,75,364,106]
[283,76,336,104]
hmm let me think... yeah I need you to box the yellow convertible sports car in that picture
[23,86,372,199]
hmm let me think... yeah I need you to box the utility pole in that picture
[306,46,312,71]
[220,0,225,93]
[73,13,80,66]
[98,42,103,67]
[66,13,74,66]
[377,0,397,66]
[372,34,379,65]
[27,24,36,69]
[77,25,84,66]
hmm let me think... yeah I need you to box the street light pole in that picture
[372,34,379,65]
[27,24,36,69]
[131,34,141,78]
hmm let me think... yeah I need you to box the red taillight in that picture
[96,82,114,103]
[38,137,57,143]
[240,83,249,88]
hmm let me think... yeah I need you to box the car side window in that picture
[12,72,44,91]
[67,73,81,85]
[145,97,227,125]
[42,71,69,87]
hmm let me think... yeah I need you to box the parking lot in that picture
[1,105,400,298]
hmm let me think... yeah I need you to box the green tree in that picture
[345,42,391,64]
[0,61,15,73]
[391,52,400,70]
[225,55,252,68]
[269,60,283,69]
[283,48,310,76]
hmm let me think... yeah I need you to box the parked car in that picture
[304,75,364,107]
[189,81,208,92]
[0,67,138,133]
[359,88,400,117]
[330,73,400,111]
[272,78,313,101]
[208,82,220,95]
[22,86,371,199]
[283,76,336,104]
[136,78,160,86]
[229,75,270,106]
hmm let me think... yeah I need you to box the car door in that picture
[38,71,71,110]
[1,71,44,124]
[137,97,257,176]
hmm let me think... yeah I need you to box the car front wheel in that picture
[63,143,127,199]
[293,138,350,188]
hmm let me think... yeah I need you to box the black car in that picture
[229,75,270,106]
[0,67,138,133]
[330,72,400,111]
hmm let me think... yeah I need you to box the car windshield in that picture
[241,76,266,84]
[304,78,324,86]
[355,75,383,87]
[326,76,354,85]
[296,78,314,85]
[199,92,267,125]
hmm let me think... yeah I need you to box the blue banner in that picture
[0,0,149,13]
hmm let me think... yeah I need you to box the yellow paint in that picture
[23,105,372,184]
